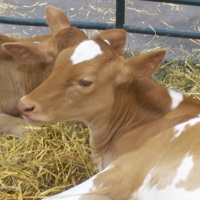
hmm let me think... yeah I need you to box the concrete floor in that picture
[1,0,200,60]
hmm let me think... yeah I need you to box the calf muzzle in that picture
[18,96,35,117]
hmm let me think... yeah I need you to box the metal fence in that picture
[0,0,199,39]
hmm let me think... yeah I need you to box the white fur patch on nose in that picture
[70,40,103,65]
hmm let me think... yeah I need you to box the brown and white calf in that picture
[18,29,200,200]
[0,6,87,135]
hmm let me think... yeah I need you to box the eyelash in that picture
[78,80,92,87]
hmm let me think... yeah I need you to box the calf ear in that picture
[2,42,54,64]
[126,49,166,78]
[98,29,127,54]
[46,6,70,33]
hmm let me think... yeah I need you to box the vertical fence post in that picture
[116,0,125,28]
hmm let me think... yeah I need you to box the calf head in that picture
[1,6,87,67]
[18,29,166,126]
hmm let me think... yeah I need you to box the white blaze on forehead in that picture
[172,114,200,141]
[131,155,197,200]
[70,40,103,65]
[168,88,183,110]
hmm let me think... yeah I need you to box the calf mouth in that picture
[22,113,43,125]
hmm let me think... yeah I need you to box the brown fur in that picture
[18,30,200,199]
[0,6,87,135]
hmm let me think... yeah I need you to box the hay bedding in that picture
[153,58,200,99]
[0,2,200,200]
[0,50,200,200]
[0,123,97,199]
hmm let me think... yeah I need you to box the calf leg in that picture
[0,113,32,136]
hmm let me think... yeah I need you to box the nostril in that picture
[18,96,35,114]
[24,105,35,113]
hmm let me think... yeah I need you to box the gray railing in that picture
[0,0,199,39]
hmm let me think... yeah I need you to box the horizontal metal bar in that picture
[0,16,115,29]
[124,25,200,39]
[142,0,200,6]
[71,21,115,29]
[0,16,200,39]
[0,16,48,26]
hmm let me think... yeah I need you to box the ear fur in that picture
[98,29,127,54]
[46,6,70,33]
[126,49,166,78]
[2,42,54,64]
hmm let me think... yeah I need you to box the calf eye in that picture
[78,80,92,87]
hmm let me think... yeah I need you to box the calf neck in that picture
[19,30,200,199]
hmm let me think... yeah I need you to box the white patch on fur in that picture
[70,40,103,65]
[173,155,194,184]
[172,114,200,141]
[42,165,113,200]
[42,175,97,200]
[131,155,197,200]
[104,40,110,45]
[33,41,41,44]
[168,88,183,110]
[134,168,154,197]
